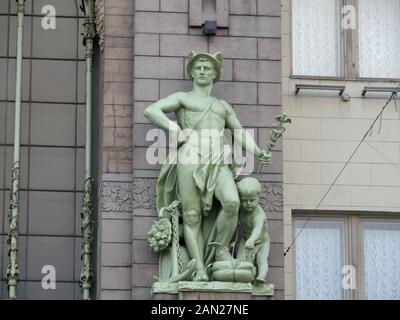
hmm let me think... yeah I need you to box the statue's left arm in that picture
[222,100,270,164]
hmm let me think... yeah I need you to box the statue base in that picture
[152,281,274,300]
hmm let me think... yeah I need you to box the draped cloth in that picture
[156,129,229,216]
[156,98,222,215]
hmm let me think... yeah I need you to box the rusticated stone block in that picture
[135,12,188,34]
[132,240,159,264]
[105,0,134,15]
[258,83,282,105]
[160,0,189,13]
[104,60,133,83]
[230,0,257,15]
[104,15,134,37]
[258,0,282,16]
[258,38,281,60]
[100,290,132,300]
[132,264,159,287]
[213,82,257,105]
[209,37,257,59]
[101,220,132,243]
[134,79,159,101]
[135,34,159,56]
[101,243,132,266]
[230,16,280,37]
[234,60,281,83]
[135,56,184,79]
[136,0,159,11]
[104,82,133,105]
[101,267,132,290]
[160,35,207,57]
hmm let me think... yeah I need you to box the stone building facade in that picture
[283,0,400,300]
[0,0,284,299]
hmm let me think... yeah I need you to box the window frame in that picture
[290,0,347,80]
[289,0,400,82]
[292,210,400,300]
[292,215,351,300]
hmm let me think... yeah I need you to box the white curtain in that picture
[359,0,400,78]
[292,0,341,77]
[295,220,345,300]
[364,222,400,299]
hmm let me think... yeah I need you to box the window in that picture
[293,211,400,300]
[295,219,346,299]
[291,0,400,79]
[292,0,342,77]
[363,221,400,299]
[358,0,400,79]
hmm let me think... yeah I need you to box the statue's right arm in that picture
[144,92,184,134]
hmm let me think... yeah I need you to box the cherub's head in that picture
[237,177,262,213]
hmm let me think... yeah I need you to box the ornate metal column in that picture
[7,0,25,300]
[80,0,96,300]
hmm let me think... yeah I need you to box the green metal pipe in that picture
[80,0,96,300]
[7,0,25,300]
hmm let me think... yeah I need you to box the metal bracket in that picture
[362,87,399,97]
[295,84,346,96]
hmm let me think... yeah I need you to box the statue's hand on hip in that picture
[170,126,186,147]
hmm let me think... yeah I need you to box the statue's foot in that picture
[215,247,233,262]
[193,268,209,282]
[255,277,266,286]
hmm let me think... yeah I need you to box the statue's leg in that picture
[236,239,246,261]
[177,163,208,281]
[214,166,240,257]
[255,242,270,283]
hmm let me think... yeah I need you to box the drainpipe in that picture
[80,0,96,300]
[7,0,25,300]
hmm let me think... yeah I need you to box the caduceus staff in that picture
[257,113,292,175]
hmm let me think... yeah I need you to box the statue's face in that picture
[239,194,259,213]
[191,58,217,86]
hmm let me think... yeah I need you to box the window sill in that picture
[290,75,400,83]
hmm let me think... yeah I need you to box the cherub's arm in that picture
[247,210,266,243]
[144,92,184,134]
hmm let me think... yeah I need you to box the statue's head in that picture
[186,51,223,85]
[237,177,262,212]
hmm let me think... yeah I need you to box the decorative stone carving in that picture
[132,178,157,209]
[102,181,133,213]
[260,183,283,213]
[95,0,104,51]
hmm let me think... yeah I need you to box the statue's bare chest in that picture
[178,95,226,129]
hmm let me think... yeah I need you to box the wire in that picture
[365,141,400,174]
[284,84,400,257]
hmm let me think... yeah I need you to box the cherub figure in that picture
[236,177,270,285]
